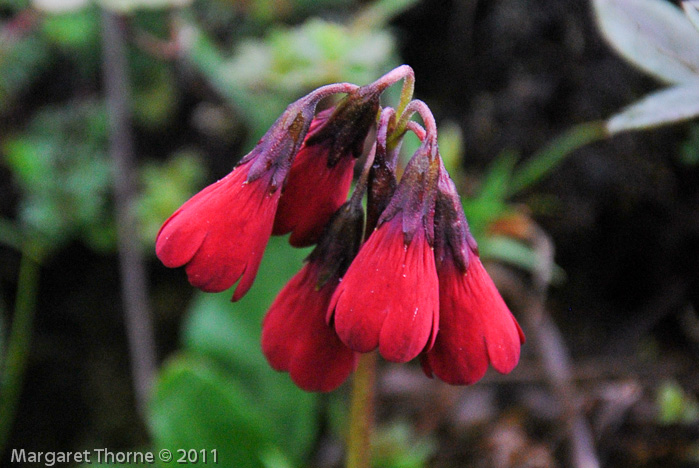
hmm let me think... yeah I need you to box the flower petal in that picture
[262,263,358,392]
[155,161,278,299]
[273,143,355,247]
[329,220,439,363]
[423,254,524,385]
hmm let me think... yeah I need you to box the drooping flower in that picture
[156,85,355,300]
[273,84,381,247]
[262,197,365,392]
[421,166,525,385]
[328,138,441,363]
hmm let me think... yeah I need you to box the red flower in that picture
[155,89,330,300]
[273,85,380,247]
[421,169,525,384]
[328,139,441,363]
[421,250,525,385]
[156,160,279,300]
[272,110,356,247]
[262,261,359,392]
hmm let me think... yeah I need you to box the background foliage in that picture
[1,0,698,467]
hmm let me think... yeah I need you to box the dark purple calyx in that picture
[305,84,382,167]
[377,137,441,245]
[433,163,477,273]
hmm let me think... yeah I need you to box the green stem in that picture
[507,121,608,196]
[0,242,42,455]
[346,352,377,468]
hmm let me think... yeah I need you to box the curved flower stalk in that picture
[156,83,357,300]
[421,164,525,384]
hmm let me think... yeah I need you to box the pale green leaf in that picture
[607,83,699,133]
[683,1,699,32]
[593,0,699,84]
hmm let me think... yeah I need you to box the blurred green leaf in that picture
[480,236,566,284]
[137,151,206,249]
[680,123,699,165]
[0,35,53,113]
[593,0,699,84]
[684,1,699,31]
[436,120,463,178]
[607,84,699,134]
[180,236,318,464]
[131,50,179,127]
[183,16,400,142]
[373,422,435,468]
[353,0,419,30]
[508,121,607,196]
[2,101,115,252]
[0,219,24,253]
[149,355,271,468]
[657,380,699,424]
[41,8,99,49]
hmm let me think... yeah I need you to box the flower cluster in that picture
[156,66,524,392]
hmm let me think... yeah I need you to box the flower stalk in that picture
[346,352,377,468]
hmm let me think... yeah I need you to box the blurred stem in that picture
[346,352,377,468]
[101,9,157,415]
[0,242,42,455]
[508,121,607,196]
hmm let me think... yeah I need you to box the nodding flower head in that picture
[262,200,364,392]
[155,85,354,301]
[328,137,441,363]
[421,165,525,385]
[273,84,382,247]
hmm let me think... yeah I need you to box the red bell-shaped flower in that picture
[263,199,365,392]
[421,167,525,384]
[273,84,381,247]
[156,84,356,300]
[328,138,441,363]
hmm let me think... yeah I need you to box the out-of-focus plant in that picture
[456,0,699,281]
[136,152,206,248]
[593,0,699,133]
[657,380,699,425]
[149,237,319,468]
[179,0,411,143]
[3,101,115,251]
[372,423,435,468]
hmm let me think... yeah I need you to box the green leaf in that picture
[436,121,463,178]
[149,355,271,468]
[683,1,699,32]
[593,0,699,84]
[0,35,53,113]
[508,121,607,195]
[137,152,206,249]
[607,83,699,134]
[480,236,566,283]
[373,422,435,468]
[182,236,318,463]
[657,380,699,424]
[2,101,114,252]
[41,8,99,50]
[478,149,518,203]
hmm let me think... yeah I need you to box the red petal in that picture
[273,143,355,247]
[155,162,278,299]
[329,220,439,363]
[261,263,358,392]
[423,254,524,385]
